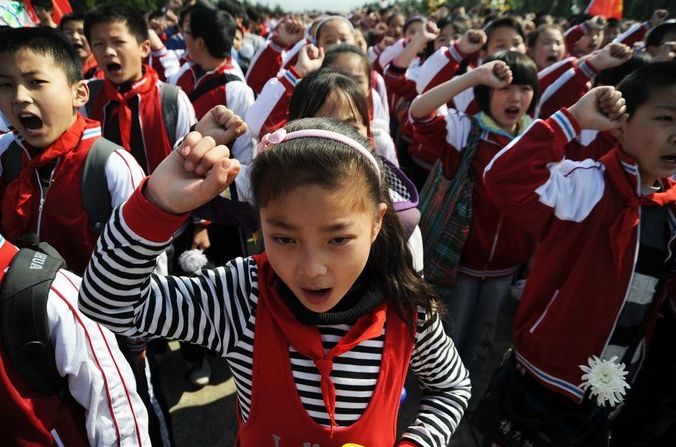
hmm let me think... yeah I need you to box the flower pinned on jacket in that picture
[178,248,208,273]
[579,355,630,407]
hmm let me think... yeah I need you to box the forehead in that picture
[635,85,676,112]
[489,26,523,42]
[90,20,135,39]
[62,20,84,31]
[262,182,373,219]
[321,20,353,36]
[317,90,360,120]
[328,53,367,77]
[538,29,562,41]
[0,48,60,77]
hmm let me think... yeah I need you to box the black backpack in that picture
[1,137,121,232]
[0,246,66,395]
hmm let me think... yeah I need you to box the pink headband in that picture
[259,128,381,180]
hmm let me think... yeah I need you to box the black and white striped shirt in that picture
[79,207,471,447]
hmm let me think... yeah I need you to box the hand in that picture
[457,29,487,55]
[650,9,669,28]
[293,43,324,76]
[275,17,305,47]
[146,132,241,214]
[377,35,396,51]
[589,42,632,70]
[654,41,676,61]
[568,86,628,131]
[473,60,512,88]
[192,226,211,250]
[195,106,247,146]
[166,10,178,27]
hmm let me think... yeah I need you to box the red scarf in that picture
[604,148,676,274]
[261,264,387,437]
[101,65,170,172]
[1,115,88,240]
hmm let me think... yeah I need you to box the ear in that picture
[139,39,151,58]
[610,121,627,143]
[72,80,89,109]
[370,202,388,243]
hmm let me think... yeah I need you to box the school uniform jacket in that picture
[246,35,310,95]
[412,109,535,278]
[169,60,255,166]
[78,185,472,447]
[483,109,676,402]
[0,120,145,274]
[0,236,150,446]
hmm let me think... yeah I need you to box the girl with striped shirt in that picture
[79,116,471,447]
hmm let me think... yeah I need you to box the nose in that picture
[298,249,327,279]
[13,84,32,105]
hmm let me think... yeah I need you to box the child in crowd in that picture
[0,26,145,275]
[481,61,676,446]
[83,4,195,175]
[79,117,472,447]
[60,12,100,79]
[526,24,566,70]
[409,52,538,375]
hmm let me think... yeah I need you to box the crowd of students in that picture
[0,0,674,446]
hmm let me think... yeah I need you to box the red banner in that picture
[24,0,73,25]
[585,0,623,19]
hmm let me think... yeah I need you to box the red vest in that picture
[0,238,88,446]
[3,124,102,275]
[237,254,414,446]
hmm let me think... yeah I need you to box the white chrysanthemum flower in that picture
[178,249,208,273]
[579,355,630,407]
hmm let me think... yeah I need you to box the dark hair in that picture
[484,16,526,43]
[84,4,149,44]
[403,15,425,35]
[323,44,372,90]
[526,24,562,48]
[59,12,85,30]
[217,0,245,19]
[0,26,81,84]
[289,68,370,132]
[617,61,676,118]
[594,52,651,87]
[474,51,539,116]
[32,0,53,13]
[386,12,404,26]
[250,117,441,326]
[645,20,676,48]
[189,5,236,58]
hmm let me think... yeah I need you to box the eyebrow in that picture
[265,219,353,233]
[653,105,676,111]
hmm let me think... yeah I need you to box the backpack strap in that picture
[85,79,104,119]
[81,138,117,232]
[159,82,179,148]
[187,73,240,104]
[1,141,24,184]
[0,248,66,395]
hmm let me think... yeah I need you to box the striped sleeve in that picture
[400,308,472,447]
[78,189,258,357]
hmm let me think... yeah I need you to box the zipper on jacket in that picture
[529,289,560,334]
[482,214,504,277]
[35,162,58,238]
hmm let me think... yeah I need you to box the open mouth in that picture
[504,106,520,120]
[660,154,676,164]
[106,62,122,74]
[18,112,43,132]
[546,55,559,63]
[300,287,332,304]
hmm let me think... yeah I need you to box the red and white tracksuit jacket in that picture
[412,109,535,278]
[484,108,676,402]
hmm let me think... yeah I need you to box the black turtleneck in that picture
[276,274,384,326]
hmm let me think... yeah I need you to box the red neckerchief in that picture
[260,259,387,437]
[1,115,88,240]
[102,65,170,170]
[603,148,676,274]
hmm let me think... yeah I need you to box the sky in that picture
[251,0,387,13]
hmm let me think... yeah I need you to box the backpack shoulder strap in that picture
[81,138,117,232]
[0,248,66,395]
[85,79,104,118]
[187,73,240,104]
[159,82,179,148]
[1,141,24,184]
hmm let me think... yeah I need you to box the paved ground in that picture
[156,297,518,446]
